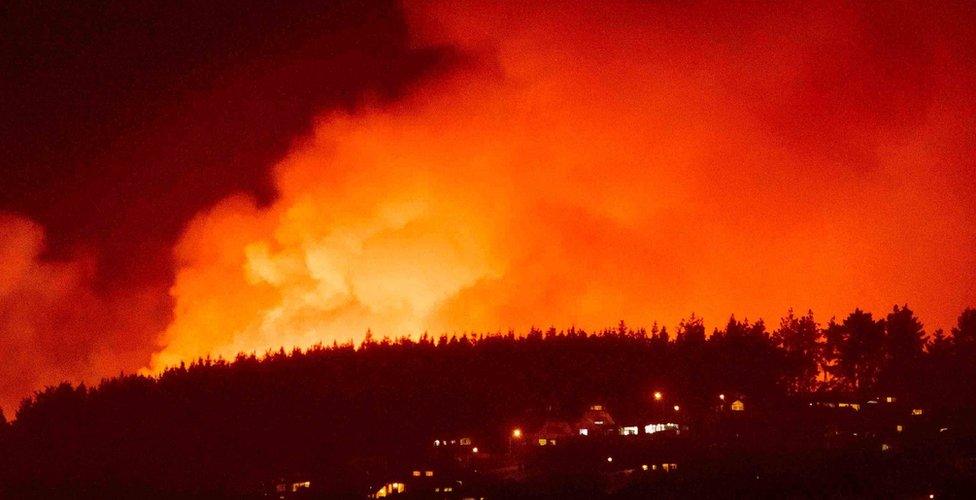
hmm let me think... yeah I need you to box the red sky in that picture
[1,0,975,412]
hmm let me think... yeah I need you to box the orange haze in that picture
[150,1,975,370]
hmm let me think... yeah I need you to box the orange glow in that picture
[653,392,663,401]
[143,1,975,373]
[512,428,522,439]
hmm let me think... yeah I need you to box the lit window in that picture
[881,443,891,452]
[594,420,605,425]
[538,438,548,446]
[591,404,603,411]
[731,400,745,412]
[620,426,639,436]
[434,440,440,446]
[412,471,421,477]
[460,437,472,446]
[425,471,434,477]
[912,408,924,416]
[885,396,896,403]
[641,464,649,471]
[579,428,588,436]
[896,424,903,433]
[550,439,557,445]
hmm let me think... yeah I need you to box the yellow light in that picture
[653,391,663,401]
[512,428,522,439]
[641,464,649,471]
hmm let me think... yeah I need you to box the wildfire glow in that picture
[145,0,976,372]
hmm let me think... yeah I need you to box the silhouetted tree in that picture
[675,314,706,345]
[773,309,821,393]
[879,304,925,396]
[824,309,885,394]
[952,307,976,346]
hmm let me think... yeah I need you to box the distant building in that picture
[533,420,574,446]
[577,404,616,436]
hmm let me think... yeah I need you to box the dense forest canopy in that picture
[0,305,974,496]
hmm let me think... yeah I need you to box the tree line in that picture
[0,305,973,497]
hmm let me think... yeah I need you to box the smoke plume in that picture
[151,0,976,369]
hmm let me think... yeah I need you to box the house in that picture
[577,404,617,436]
[533,420,574,446]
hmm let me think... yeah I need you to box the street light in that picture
[719,394,726,401]
[673,405,680,412]
[653,391,663,401]
[512,428,522,439]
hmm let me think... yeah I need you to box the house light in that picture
[579,428,588,436]
[641,464,649,471]
[538,438,548,446]
[912,408,925,415]
[425,471,434,477]
[896,424,903,433]
[434,440,440,446]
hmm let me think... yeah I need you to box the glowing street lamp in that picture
[719,394,726,401]
[653,391,663,401]
[509,428,523,455]
[673,405,680,412]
